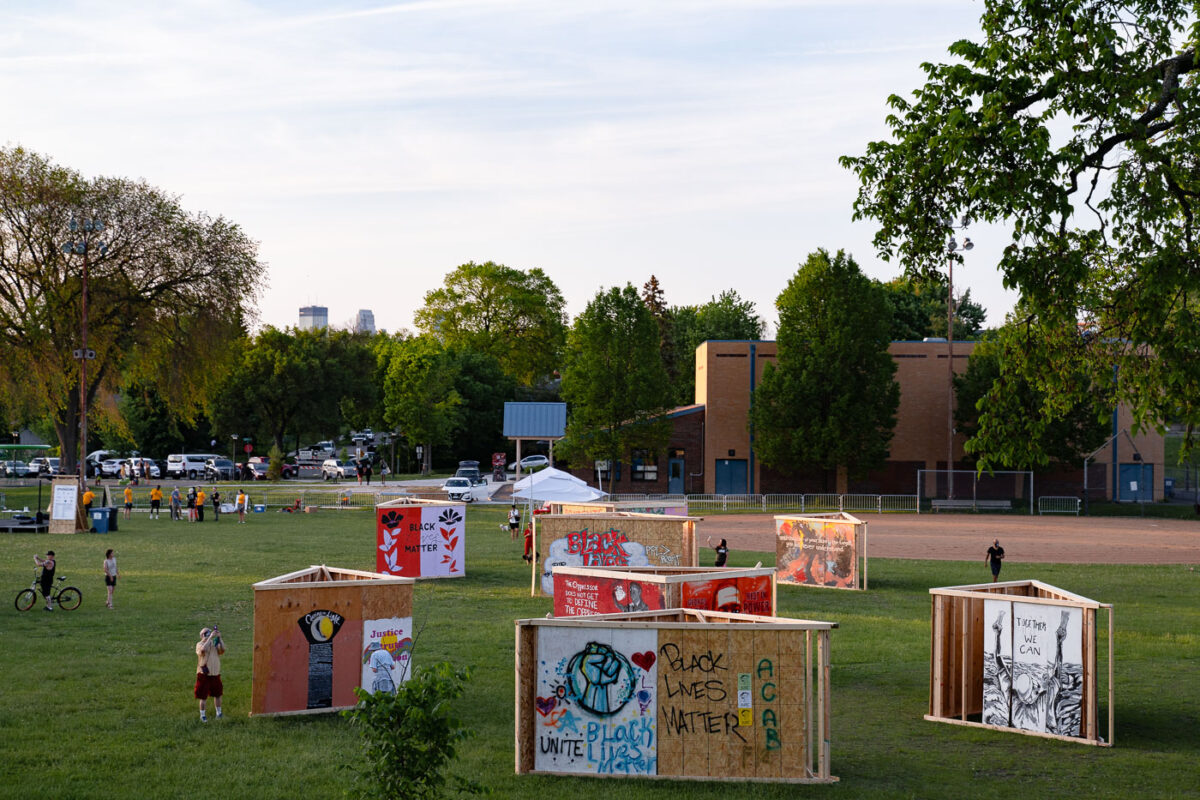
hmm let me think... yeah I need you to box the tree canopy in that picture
[878,276,987,341]
[414,261,567,386]
[667,289,766,404]
[841,0,1200,450]
[750,250,899,492]
[560,284,673,486]
[0,146,264,471]
[380,335,462,474]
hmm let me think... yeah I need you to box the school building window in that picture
[631,450,658,481]
[595,460,621,482]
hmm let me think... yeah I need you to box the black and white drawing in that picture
[982,599,1012,727]
[1010,602,1083,737]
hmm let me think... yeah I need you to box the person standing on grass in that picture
[34,551,56,611]
[711,538,729,568]
[211,488,221,522]
[523,524,534,564]
[235,488,247,524]
[186,487,197,522]
[82,486,95,516]
[195,487,206,522]
[123,484,134,520]
[103,548,118,609]
[194,627,226,722]
[149,485,163,520]
[170,486,182,521]
[986,539,1005,583]
[508,504,521,541]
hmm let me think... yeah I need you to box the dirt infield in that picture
[695,513,1200,565]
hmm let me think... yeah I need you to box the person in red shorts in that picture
[195,626,226,722]
[523,524,534,564]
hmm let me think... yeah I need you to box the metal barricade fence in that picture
[610,492,921,514]
[1037,496,1081,515]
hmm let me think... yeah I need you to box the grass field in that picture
[1,506,1197,799]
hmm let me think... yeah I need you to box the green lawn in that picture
[1,507,1197,799]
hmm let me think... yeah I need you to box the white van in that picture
[167,453,220,479]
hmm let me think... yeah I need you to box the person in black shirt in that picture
[713,538,729,568]
[34,551,56,610]
[985,539,1005,582]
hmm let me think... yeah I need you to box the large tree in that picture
[878,276,987,341]
[560,284,673,489]
[750,250,900,492]
[956,326,1110,468]
[380,335,461,474]
[842,1,1200,451]
[414,261,567,386]
[0,146,263,472]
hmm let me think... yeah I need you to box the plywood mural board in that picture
[533,513,699,597]
[375,497,466,579]
[552,565,776,618]
[251,565,414,716]
[515,610,838,783]
[774,513,867,590]
[927,580,1112,746]
[49,478,87,534]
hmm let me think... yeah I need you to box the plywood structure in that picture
[515,610,837,783]
[552,566,776,618]
[551,499,690,517]
[251,565,414,716]
[775,513,868,590]
[49,478,87,534]
[375,497,466,579]
[533,512,699,597]
[926,580,1114,746]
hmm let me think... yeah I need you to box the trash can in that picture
[106,506,119,532]
[91,509,110,534]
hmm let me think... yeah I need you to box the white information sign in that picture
[51,483,78,521]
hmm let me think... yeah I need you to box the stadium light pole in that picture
[946,222,972,500]
[63,216,108,490]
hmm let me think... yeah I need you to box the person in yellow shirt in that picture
[82,487,95,515]
[149,485,163,520]
[235,489,247,524]
[123,485,134,520]
[195,488,206,523]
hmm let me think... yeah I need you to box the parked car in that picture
[85,450,114,478]
[322,458,353,480]
[508,454,549,471]
[244,457,298,480]
[442,477,476,502]
[126,457,160,479]
[100,458,124,478]
[28,457,60,476]
[243,461,270,480]
[204,457,236,481]
[167,453,220,479]
[2,460,34,478]
[455,460,486,486]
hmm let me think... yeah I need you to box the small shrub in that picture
[266,445,284,481]
[342,662,484,800]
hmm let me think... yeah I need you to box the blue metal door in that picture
[668,458,684,494]
[715,459,747,495]
[1118,463,1153,502]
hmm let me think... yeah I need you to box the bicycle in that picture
[15,573,82,612]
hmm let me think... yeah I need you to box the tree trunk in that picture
[422,441,432,475]
[836,464,849,495]
[54,391,81,476]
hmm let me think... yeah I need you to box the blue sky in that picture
[2,0,1017,334]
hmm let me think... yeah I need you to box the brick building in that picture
[565,339,1163,501]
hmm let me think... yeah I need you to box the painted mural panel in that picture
[1010,602,1084,737]
[541,522,687,595]
[534,626,658,776]
[775,518,857,589]
[553,575,666,617]
[376,505,465,578]
[982,599,1012,727]
[360,616,413,694]
[680,575,773,616]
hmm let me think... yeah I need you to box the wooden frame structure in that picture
[927,580,1114,746]
[49,478,87,534]
[550,499,690,516]
[532,512,700,597]
[551,565,777,618]
[774,513,868,591]
[251,565,414,716]
[375,497,466,579]
[515,609,837,783]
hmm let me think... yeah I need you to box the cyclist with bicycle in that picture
[33,551,56,611]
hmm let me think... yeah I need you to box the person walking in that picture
[235,488,248,524]
[123,484,134,520]
[194,626,226,722]
[34,551,56,611]
[712,538,729,568]
[365,462,373,485]
[170,486,182,521]
[195,487,207,522]
[508,504,521,541]
[149,485,163,520]
[986,539,1005,583]
[103,548,118,609]
[211,488,221,522]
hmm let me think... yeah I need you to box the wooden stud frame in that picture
[550,500,691,517]
[926,580,1114,746]
[515,610,838,784]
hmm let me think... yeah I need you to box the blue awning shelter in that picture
[503,402,566,475]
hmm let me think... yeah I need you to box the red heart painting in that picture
[631,651,656,671]
[536,696,556,716]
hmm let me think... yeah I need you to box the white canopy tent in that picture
[512,467,607,504]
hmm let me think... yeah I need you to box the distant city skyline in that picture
[6,2,1019,335]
